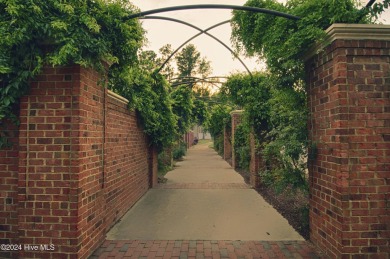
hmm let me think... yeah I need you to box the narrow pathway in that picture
[90,141,324,258]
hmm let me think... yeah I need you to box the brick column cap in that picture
[304,23,390,60]
[108,90,129,104]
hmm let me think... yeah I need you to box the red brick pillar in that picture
[184,132,190,149]
[231,110,243,169]
[305,24,390,258]
[17,64,106,258]
[249,132,262,188]
[188,131,194,148]
[0,117,20,258]
[149,145,158,188]
[223,126,232,164]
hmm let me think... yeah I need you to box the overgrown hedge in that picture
[221,0,388,192]
[207,105,232,155]
[0,0,202,150]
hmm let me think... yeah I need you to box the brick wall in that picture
[0,64,156,258]
[103,90,151,243]
[184,131,195,149]
[16,65,80,258]
[75,66,106,259]
[0,116,19,258]
[223,126,232,164]
[305,24,390,258]
[249,132,262,188]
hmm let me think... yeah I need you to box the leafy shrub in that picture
[224,0,382,192]
[221,72,308,191]
[170,85,194,135]
[158,149,172,173]
[110,68,177,150]
[172,142,187,160]
[206,105,232,155]
[213,134,224,156]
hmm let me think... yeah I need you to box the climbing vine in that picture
[206,104,232,155]
[221,72,308,192]
[231,0,388,86]
[233,123,250,171]
[0,0,144,120]
[109,66,177,150]
[226,0,389,191]
[170,85,194,136]
[0,0,189,150]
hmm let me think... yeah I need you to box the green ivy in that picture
[109,67,177,150]
[233,123,250,170]
[171,85,194,136]
[228,0,389,192]
[192,98,210,126]
[221,72,308,192]
[207,105,232,138]
[231,0,381,86]
[221,72,271,137]
[0,0,144,121]
[0,0,185,150]
[206,104,232,155]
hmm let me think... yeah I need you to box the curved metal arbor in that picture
[142,16,252,75]
[169,76,226,88]
[126,4,300,20]
[126,4,301,78]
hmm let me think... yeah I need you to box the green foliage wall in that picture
[0,0,144,121]
[110,68,177,150]
[221,72,308,192]
[0,0,199,150]
[233,123,250,170]
[231,0,382,86]
[135,46,212,142]
[170,85,194,136]
[207,105,232,155]
[227,0,389,192]
[192,98,210,126]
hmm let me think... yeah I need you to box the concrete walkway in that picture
[90,141,324,258]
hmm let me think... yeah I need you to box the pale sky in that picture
[130,0,390,77]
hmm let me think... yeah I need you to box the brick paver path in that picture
[90,240,323,259]
[89,142,325,258]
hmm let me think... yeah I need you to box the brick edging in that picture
[90,240,325,259]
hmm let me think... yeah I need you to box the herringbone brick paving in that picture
[90,240,324,259]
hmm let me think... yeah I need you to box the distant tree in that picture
[174,44,213,92]
[138,50,158,73]
[175,44,201,78]
[158,44,175,81]
[197,57,212,79]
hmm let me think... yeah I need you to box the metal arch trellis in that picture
[127,2,380,80]
[126,4,301,79]
[141,16,252,76]
[125,4,300,20]
[169,76,226,88]
[169,76,228,83]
